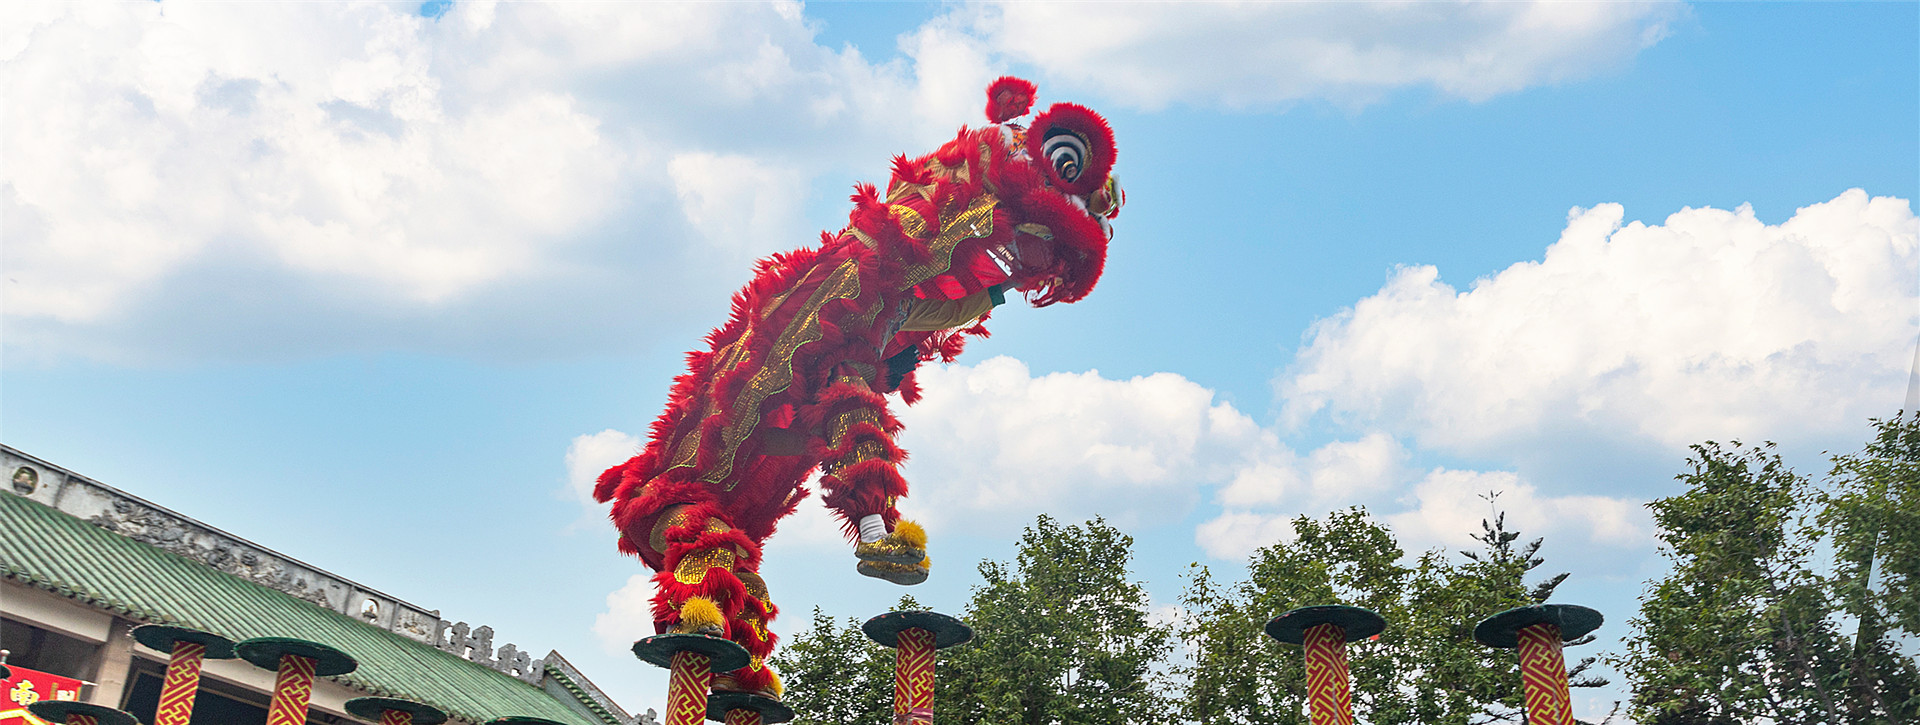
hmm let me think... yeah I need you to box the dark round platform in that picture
[132,624,238,660]
[1473,604,1603,649]
[234,636,359,677]
[345,697,448,725]
[1264,605,1388,645]
[862,610,973,650]
[706,692,794,723]
[485,718,571,725]
[28,702,137,725]
[631,634,751,673]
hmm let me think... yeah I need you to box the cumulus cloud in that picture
[1281,189,1919,459]
[892,356,1266,532]
[957,0,1680,109]
[0,0,952,362]
[1383,468,1649,555]
[564,428,640,507]
[591,573,656,654]
[2,0,1685,363]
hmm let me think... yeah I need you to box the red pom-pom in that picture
[986,76,1037,124]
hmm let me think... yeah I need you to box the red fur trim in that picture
[1027,102,1116,197]
[819,459,908,539]
[986,76,1038,123]
[895,372,922,405]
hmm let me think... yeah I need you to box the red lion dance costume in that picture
[594,77,1121,698]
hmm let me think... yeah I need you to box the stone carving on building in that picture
[7,445,552,688]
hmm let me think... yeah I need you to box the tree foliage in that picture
[1177,505,1599,725]
[773,516,1171,725]
[1615,415,1920,724]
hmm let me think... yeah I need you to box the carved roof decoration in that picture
[0,445,636,725]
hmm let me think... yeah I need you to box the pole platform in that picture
[234,637,359,677]
[1264,605,1386,645]
[630,634,752,673]
[860,611,972,650]
[345,697,449,725]
[1472,604,1602,649]
[27,702,138,725]
[706,692,794,724]
[132,625,237,660]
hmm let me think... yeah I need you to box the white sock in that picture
[858,514,888,543]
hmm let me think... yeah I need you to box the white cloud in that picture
[1195,511,1300,560]
[591,572,656,654]
[3,0,1691,363]
[1281,189,1919,458]
[1384,468,1649,558]
[564,428,641,508]
[0,0,953,362]
[893,356,1268,532]
[957,0,1679,109]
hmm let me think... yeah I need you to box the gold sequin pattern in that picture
[902,193,999,287]
[1014,222,1054,240]
[887,181,934,204]
[827,407,884,449]
[674,547,737,584]
[736,571,771,603]
[890,206,929,239]
[649,506,698,554]
[708,259,865,488]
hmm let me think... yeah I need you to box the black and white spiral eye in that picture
[1041,128,1088,183]
[1025,102,1115,196]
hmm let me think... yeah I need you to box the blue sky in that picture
[3,1,1915,721]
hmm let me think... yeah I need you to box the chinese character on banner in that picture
[1,665,87,725]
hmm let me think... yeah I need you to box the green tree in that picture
[936,515,1174,725]
[773,599,914,725]
[1617,417,1920,724]
[1179,505,1600,725]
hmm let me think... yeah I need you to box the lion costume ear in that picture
[985,76,1037,124]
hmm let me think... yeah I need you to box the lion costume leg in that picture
[625,503,782,697]
[808,366,929,584]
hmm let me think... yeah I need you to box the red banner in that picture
[1,665,87,725]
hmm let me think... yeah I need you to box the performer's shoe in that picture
[854,520,926,565]
[857,556,929,586]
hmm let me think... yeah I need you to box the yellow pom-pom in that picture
[766,667,784,697]
[917,556,931,569]
[678,596,724,631]
[893,519,927,548]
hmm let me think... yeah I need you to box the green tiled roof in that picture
[0,492,612,725]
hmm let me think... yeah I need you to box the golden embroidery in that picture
[674,547,736,584]
[890,206,929,240]
[846,227,878,249]
[736,571,771,603]
[902,193,999,287]
[1014,222,1054,240]
[887,181,934,204]
[708,259,865,488]
[649,505,698,554]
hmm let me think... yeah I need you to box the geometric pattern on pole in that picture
[1516,623,1574,725]
[154,641,207,725]
[1472,604,1600,725]
[266,653,319,725]
[1302,623,1353,725]
[705,692,793,724]
[861,611,971,725]
[133,625,236,725]
[664,651,714,725]
[893,628,935,724]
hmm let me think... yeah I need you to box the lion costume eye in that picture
[1025,102,1115,197]
[1041,128,1088,183]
